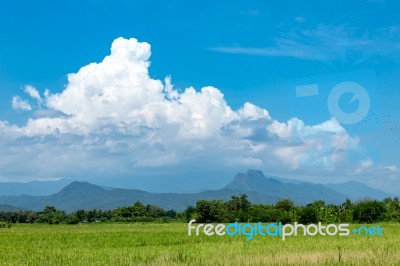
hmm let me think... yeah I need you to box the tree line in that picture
[0,195,399,226]
[193,195,400,224]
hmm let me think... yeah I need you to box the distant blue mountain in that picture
[0,170,393,212]
[0,204,26,212]
[325,181,393,201]
[225,170,347,204]
[258,173,393,201]
[0,179,73,196]
[0,181,274,212]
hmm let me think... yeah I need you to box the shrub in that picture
[0,221,12,228]
[298,206,318,224]
[352,200,385,223]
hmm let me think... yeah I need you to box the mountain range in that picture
[0,170,393,212]
[0,179,73,196]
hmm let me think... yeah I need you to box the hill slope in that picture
[0,181,276,212]
[0,170,391,212]
[326,181,393,201]
[225,170,347,204]
[0,204,26,212]
[0,179,73,196]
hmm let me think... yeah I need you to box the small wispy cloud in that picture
[209,24,400,61]
[12,96,32,111]
[24,85,43,104]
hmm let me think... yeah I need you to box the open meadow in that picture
[0,223,399,265]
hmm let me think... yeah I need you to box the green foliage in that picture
[0,221,11,228]
[352,200,386,223]
[277,211,293,224]
[65,214,79,225]
[273,199,296,224]
[248,204,272,222]
[298,205,319,224]
[275,198,294,211]
[383,197,400,221]
[195,200,227,223]
[178,206,196,222]
[226,194,251,222]
[338,198,353,223]
[37,206,67,224]
[0,195,399,225]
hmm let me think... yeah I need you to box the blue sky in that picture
[0,0,399,194]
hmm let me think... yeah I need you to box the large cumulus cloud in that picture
[1,37,396,191]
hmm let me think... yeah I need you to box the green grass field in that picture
[0,223,399,265]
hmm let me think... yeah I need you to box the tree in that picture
[131,201,147,220]
[146,204,165,219]
[42,206,57,214]
[179,206,196,222]
[382,197,400,221]
[274,199,295,224]
[226,194,251,222]
[195,200,227,223]
[74,210,87,223]
[37,206,66,224]
[65,213,80,224]
[275,199,294,211]
[338,198,353,223]
[352,200,385,223]
[342,198,352,210]
[165,210,177,219]
[248,204,272,222]
[298,205,318,224]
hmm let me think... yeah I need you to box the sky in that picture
[0,0,399,194]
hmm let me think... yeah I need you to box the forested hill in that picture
[0,170,392,212]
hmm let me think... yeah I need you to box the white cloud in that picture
[0,37,397,193]
[346,160,400,194]
[0,121,23,139]
[210,24,400,61]
[237,102,270,120]
[385,165,398,172]
[352,158,374,175]
[43,37,236,139]
[24,85,42,103]
[265,117,359,170]
[12,96,32,111]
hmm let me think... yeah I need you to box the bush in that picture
[275,199,294,211]
[65,215,80,225]
[0,221,12,228]
[195,200,227,223]
[353,200,385,223]
[298,206,318,224]
[277,211,293,224]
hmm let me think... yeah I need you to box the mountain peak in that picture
[0,171,389,212]
[226,169,279,192]
[246,169,265,179]
[58,181,105,194]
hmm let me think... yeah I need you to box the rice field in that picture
[0,223,399,265]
